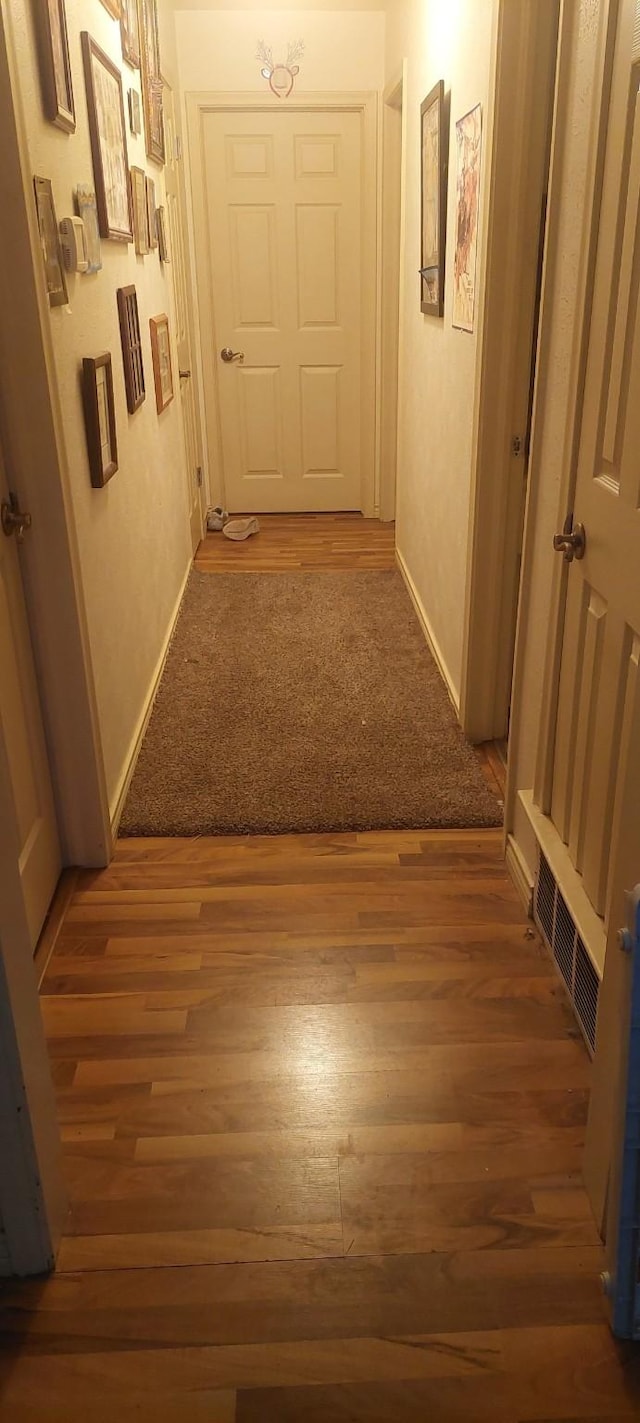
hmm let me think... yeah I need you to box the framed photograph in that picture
[81,32,132,242]
[146,176,157,249]
[420,81,447,317]
[149,314,173,413]
[453,103,483,333]
[120,0,140,67]
[117,285,145,413]
[75,183,102,274]
[156,204,169,262]
[130,165,149,254]
[34,0,75,132]
[82,353,118,488]
[128,87,141,135]
[33,176,67,307]
[99,0,121,17]
[139,0,165,165]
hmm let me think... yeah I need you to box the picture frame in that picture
[82,353,118,488]
[33,176,68,307]
[420,80,448,318]
[99,0,121,17]
[75,183,102,274]
[453,103,483,333]
[117,285,145,413]
[149,314,173,413]
[156,204,169,262]
[120,0,140,68]
[81,32,132,243]
[34,0,75,132]
[130,165,149,254]
[128,87,141,135]
[146,176,158,249]
[139,0,165,165]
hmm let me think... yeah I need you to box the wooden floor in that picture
[195,513,397,572]
[2,829,638,1420]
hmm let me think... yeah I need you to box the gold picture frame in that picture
[33,175,68,307]
[149,314,173,413]
[139,0,165,165]
[34,0,75,132]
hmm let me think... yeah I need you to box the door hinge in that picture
[196,466,203,488]
[511,434,524,457]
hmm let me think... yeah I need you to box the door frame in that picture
[185,89,379,518]
[459,0,560,744]
[379,68,407,524]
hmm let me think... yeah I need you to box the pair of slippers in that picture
[206,506,260,541]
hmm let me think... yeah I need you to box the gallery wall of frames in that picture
[14,0,192,806]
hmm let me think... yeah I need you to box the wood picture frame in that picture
[82,353,118,487]
[128,87,141,135]
[149,314,173,413]
[420,80,448,318]
[81,32,132,243]
[146,176,157,249]
[130,165,149,254]
[34,0,75,132]
[453,103,483,333]
[156,204,169,262]
[117,285,145,413]
[120,0,140,68]
[99,0,121,17]
[33,176,68,307]
[139,0,165,165]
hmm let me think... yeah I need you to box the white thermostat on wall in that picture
[59,215,89,274]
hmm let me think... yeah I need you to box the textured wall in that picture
[8,0,191,816]
[175,7,385,92]
[385,0,497,702]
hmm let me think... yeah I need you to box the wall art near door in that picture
[128,87,141,135]
[156,204,169,262]
[82,353,118,487]
[120,0,140,68]
[75,183,102,274]
[33,176,67,307]
[149,314,174,412]
[146,177,158,249]
[130,165,149,254]
[453,102,482,333]
[139,0,165,165]
[420,80,447,317]
[117,285,145,412]
[34,0,75,132]
[82,33,132,242]
[256,39,304,99]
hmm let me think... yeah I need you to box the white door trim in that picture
[379,68,405,524]
[185,89,379,518]
[460,0,560,744]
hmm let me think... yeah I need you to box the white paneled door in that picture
[550,1,640,927]
[202,108,364,512]
[0,446,60,950]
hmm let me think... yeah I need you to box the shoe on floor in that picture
[222,516,260,541]
[206,506,229,532]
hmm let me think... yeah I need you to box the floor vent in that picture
[533,850,600,1055]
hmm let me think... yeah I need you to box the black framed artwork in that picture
[420,80,448,317]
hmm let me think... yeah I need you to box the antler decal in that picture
[256,38,305,98]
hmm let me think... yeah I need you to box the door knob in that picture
[553,514,586,563]
[1,492,32,543]
[220,347,244,363]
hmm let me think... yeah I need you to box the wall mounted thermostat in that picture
[59,215,89,274]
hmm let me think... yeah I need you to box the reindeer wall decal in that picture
[256,39,305,98]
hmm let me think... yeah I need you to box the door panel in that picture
[164,82,203,554]
[550,4,640,921]
[0,449,59,948]
[203,109,362,513]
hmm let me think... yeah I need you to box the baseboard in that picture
[506,833,534,919]
[395,547,460,713]
[34,869,78,988]
[109,560,192,837]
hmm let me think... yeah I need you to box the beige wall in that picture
[8,0,191,820]
[175,6,385,91]
[386,0,497,704]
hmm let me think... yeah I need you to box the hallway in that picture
[4,827,638,1419]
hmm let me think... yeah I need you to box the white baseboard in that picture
[395,547,460,714]
[505,833,534,918]
[109,560,192,836]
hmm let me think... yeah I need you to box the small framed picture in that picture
[146,177,157,249]
[139,0,165,165]
[82,353,118,487]
[130,165,149,254]
[33,176,68,307]
[34,0,75,132]
[120,0,140,67]
[149,314,174,413]
[156,204,169,262]
[75,184,102,274]
[99,0,121,17]
[420,80,448,317]
[128,87,141,135]
[117,285,145,413]
[82,32,132,242]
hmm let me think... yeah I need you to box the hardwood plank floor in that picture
[194,513,396,571]
[2,829,636,1420]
